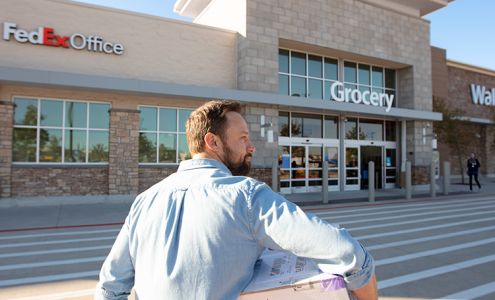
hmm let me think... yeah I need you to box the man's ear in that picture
[204,132,221,152]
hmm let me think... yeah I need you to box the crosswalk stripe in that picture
[0,228,120,241]
[378,254,495,290]
[348,209,495,231]
[321,203,495,225]
[356,216,495,240]
[375,236,495,266]
[313,196,493,217]
[0,271,99,287]
[9,289,95,300]
[0,245,111,259]
[0,236,116,249]
[314,197,492,219]
[0,256,107,271]
[437,281,495,300]
[366,224,495,250]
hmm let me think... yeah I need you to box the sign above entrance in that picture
[330,81,394,112]
[2,22,124,55]
[470,84,495,106]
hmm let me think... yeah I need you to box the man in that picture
[95,100,377,300]
[467,152,481,191]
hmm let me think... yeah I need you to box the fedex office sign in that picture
[2,22,124,55]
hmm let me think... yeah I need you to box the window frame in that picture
[138,105,193,165]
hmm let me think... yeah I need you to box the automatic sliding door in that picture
[345,147,359,190]
[307,146,323,192]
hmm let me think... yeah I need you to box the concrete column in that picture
[339,115,346,192]
[368,161,375,202]
[400,120,407,187]
[322,160,329,204]
[0,101,14,198]
[443,161,450,195]
[108,108,140,196]
[406,161,412,200]
[430,161,436,198]
[272,158,278,192]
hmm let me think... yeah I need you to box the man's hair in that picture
[186,100,242,154]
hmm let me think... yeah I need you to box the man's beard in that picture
[223,144,252,176]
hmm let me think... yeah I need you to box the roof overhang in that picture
[0,66,442,122]
[174,0,212,18]
[359,0,453,17]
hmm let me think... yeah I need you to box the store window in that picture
[279,49,396,107]
[359,119,383,141]
[138,106,193,164]
[13,97,110,163]
[278,49,338,100]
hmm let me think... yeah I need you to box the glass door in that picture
[324,144,339,191]
[360,146,383,189]
[278,143,324,193]
[385,148,397,188]
[345,147,360,190]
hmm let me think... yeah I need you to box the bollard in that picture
[406,161,412,200]
[368,161,375,202]
[272,158,278,192]
[443,161,450,195]
[430,161,436,198]
[322,161,329,204]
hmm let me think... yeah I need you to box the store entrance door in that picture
[360,146,383,189]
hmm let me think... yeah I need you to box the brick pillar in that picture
[0,101,14,198]
[108,108,139,195]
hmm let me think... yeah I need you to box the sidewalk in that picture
[1,178,494,231]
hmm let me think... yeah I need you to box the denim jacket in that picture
[95,158,374,300]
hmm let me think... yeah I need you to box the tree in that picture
[432,96,472,184]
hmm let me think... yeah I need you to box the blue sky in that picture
[74,0,495,70]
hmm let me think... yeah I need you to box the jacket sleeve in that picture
[247,184,374,291]
[94,217,135,300]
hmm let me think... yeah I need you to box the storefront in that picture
[0,0,449,198]
[432,47,495,178]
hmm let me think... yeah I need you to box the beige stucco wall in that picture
[0,0,237,89]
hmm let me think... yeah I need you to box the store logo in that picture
[2,22,124,55]
[330,81,394,112]
[470,84,495,106]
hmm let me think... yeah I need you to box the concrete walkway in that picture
[1,177,494,231]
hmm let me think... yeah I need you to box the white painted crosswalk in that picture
[1,195,494,299]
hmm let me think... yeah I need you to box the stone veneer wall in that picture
[109,109,140,195]
[138,167,177,193]
[11,167,108,196]
[0,101,14,197]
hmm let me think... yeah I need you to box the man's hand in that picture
[351,274,378,300]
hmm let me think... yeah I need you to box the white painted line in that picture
[9,288,95,300]
[375,236,495,266]
[0,256,107,271]
[355,216,495,240]
[348,208,495,231]
[378,254,495,290]
[437,281,495,300]
[0,236,116,249]
[0,228,120,240]
[321,203,495,226]
[0,245,111,259]
[0,270,99,287]
[366,224,495,250]
[313,199,493,219]
[313,196,494,217]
